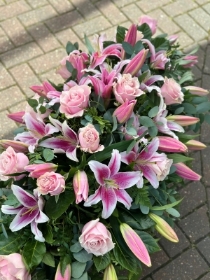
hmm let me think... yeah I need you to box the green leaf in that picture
[42,252,55,267]
[134,41,144,54]
[140,205,150,214]
[116,26,127,43]
[87,140,133,162]
[42,224,54,244]
[66,60,74,73]
[148,106,159,118]
[204,114,210,124]
[126,139,137,154]
[135,231,160,254]
[166,208,180,217]
[60,254,71,277]
[120,211,154,230]
[71,262,86,278]
[148,125,158,137]
[150,198,183,210]
[39,105,46,114]
[72,272,88,280]
[84,34,94,54]
[137,23,152,39]
[45,191,75,219]
[196,102,210,113]
[42,149,54,162]
[28,98,38,109]
[167,154,193,163]
[23,240,46,270]
[179,71,193,84]
[73,249,93,263]
[152,37,169,51]
[174,107,184,114]
[192,96,208,104]
[122,42,134,55]
[126,127,137,136]
[0,234,22,254]
[70,242,83,253]
[139,116,154,127]
[183,103,196,114]
[93,253,111,272]
[66,41,76,54]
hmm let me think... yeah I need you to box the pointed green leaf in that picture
[23,240,46,270]
[93,253,111,272]
[150,198,183,210]
[72,262,86,278]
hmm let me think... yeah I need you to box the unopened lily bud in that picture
[121,24,137,59]
[73,170,89,204]
[158,136,188,153]
[174,162,201,181]
[149,213,179,243]
[184,86,209,96]
[168,34,178,45]
[123,49,149,76]
[25,163,57,178]
[7,111,25,124]
[54,262,71,280]
[120,223,151,267]
[113,99,136,124]
[166,115,199,126]
[103,264,118,280]
[185,140,206,150]
[0,140,29,153]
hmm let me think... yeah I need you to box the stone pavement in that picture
[0,0,210,279]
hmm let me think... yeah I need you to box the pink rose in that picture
[113,73,144,104]
[0,146,29,181]
[37,172,65,195]
[161,77,184,105]
[0,253,31,280]
[79,123,104,153]
[56,50,89,81]
[139,15,157,35]
[60,85,91,118]
[79,218,115,256]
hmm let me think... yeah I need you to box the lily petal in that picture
[10,206,39,232]
[1,205,23,215]
[62,121,78,144]
[115,189,132,209]
[112,171,140,189]
[39,137,71,151]
[108,149,121,177]
[35,210,49,224]
[139,138,159,161]
[140,165,159,188]
[84,187,102,207]
[31,220,45,242]
[12,185,37,208]
[24,112,45,137]
[101,186,117,219]
[121,151,136,164]
[88,161,110,185]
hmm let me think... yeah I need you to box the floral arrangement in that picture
[0,15,209,280]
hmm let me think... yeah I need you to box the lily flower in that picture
[39,121,79,162]
[1,185,49,242]
[121,138,173,189]
[84,149,140,219]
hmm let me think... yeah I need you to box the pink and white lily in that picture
[90,34,122,69]
[39,121,79,162]
[14,112,59,153]
[1,185,49,242]
[84,149,140,219]
[121,138,173,189]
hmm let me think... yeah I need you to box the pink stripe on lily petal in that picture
[12,185,37,208]
[62,121,78,144]
[101,187,117,219]
[24,112,45,136]
[115,189,132,209]
[88,161,110,185]
[39,138,72,151]
[120,223,151,267]
[108,149,121,176]
[139,138,159,161]
[112,171,140,189]
[10,206,39,232]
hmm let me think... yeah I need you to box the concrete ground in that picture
[0,0,210,279]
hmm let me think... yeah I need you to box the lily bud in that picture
[120,223,151,267]
[55,262,71,280]
[121,24,137,59]
[182,55,198,68]
[113,99,136,124]
[168,34,178,45]
[73,170,89,204]
[174,162,201,181]
[166,115,199,126]
[25,163,58,178]
[149,213,179,243]
[158,136,188,153]
[185,140,206,150]
[184,86,209,96]
[7,111,25,124]
[0,140,29,153]
[103,264,118,280]
[123,49,149,76]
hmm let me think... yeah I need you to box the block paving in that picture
[0,0,210,279]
